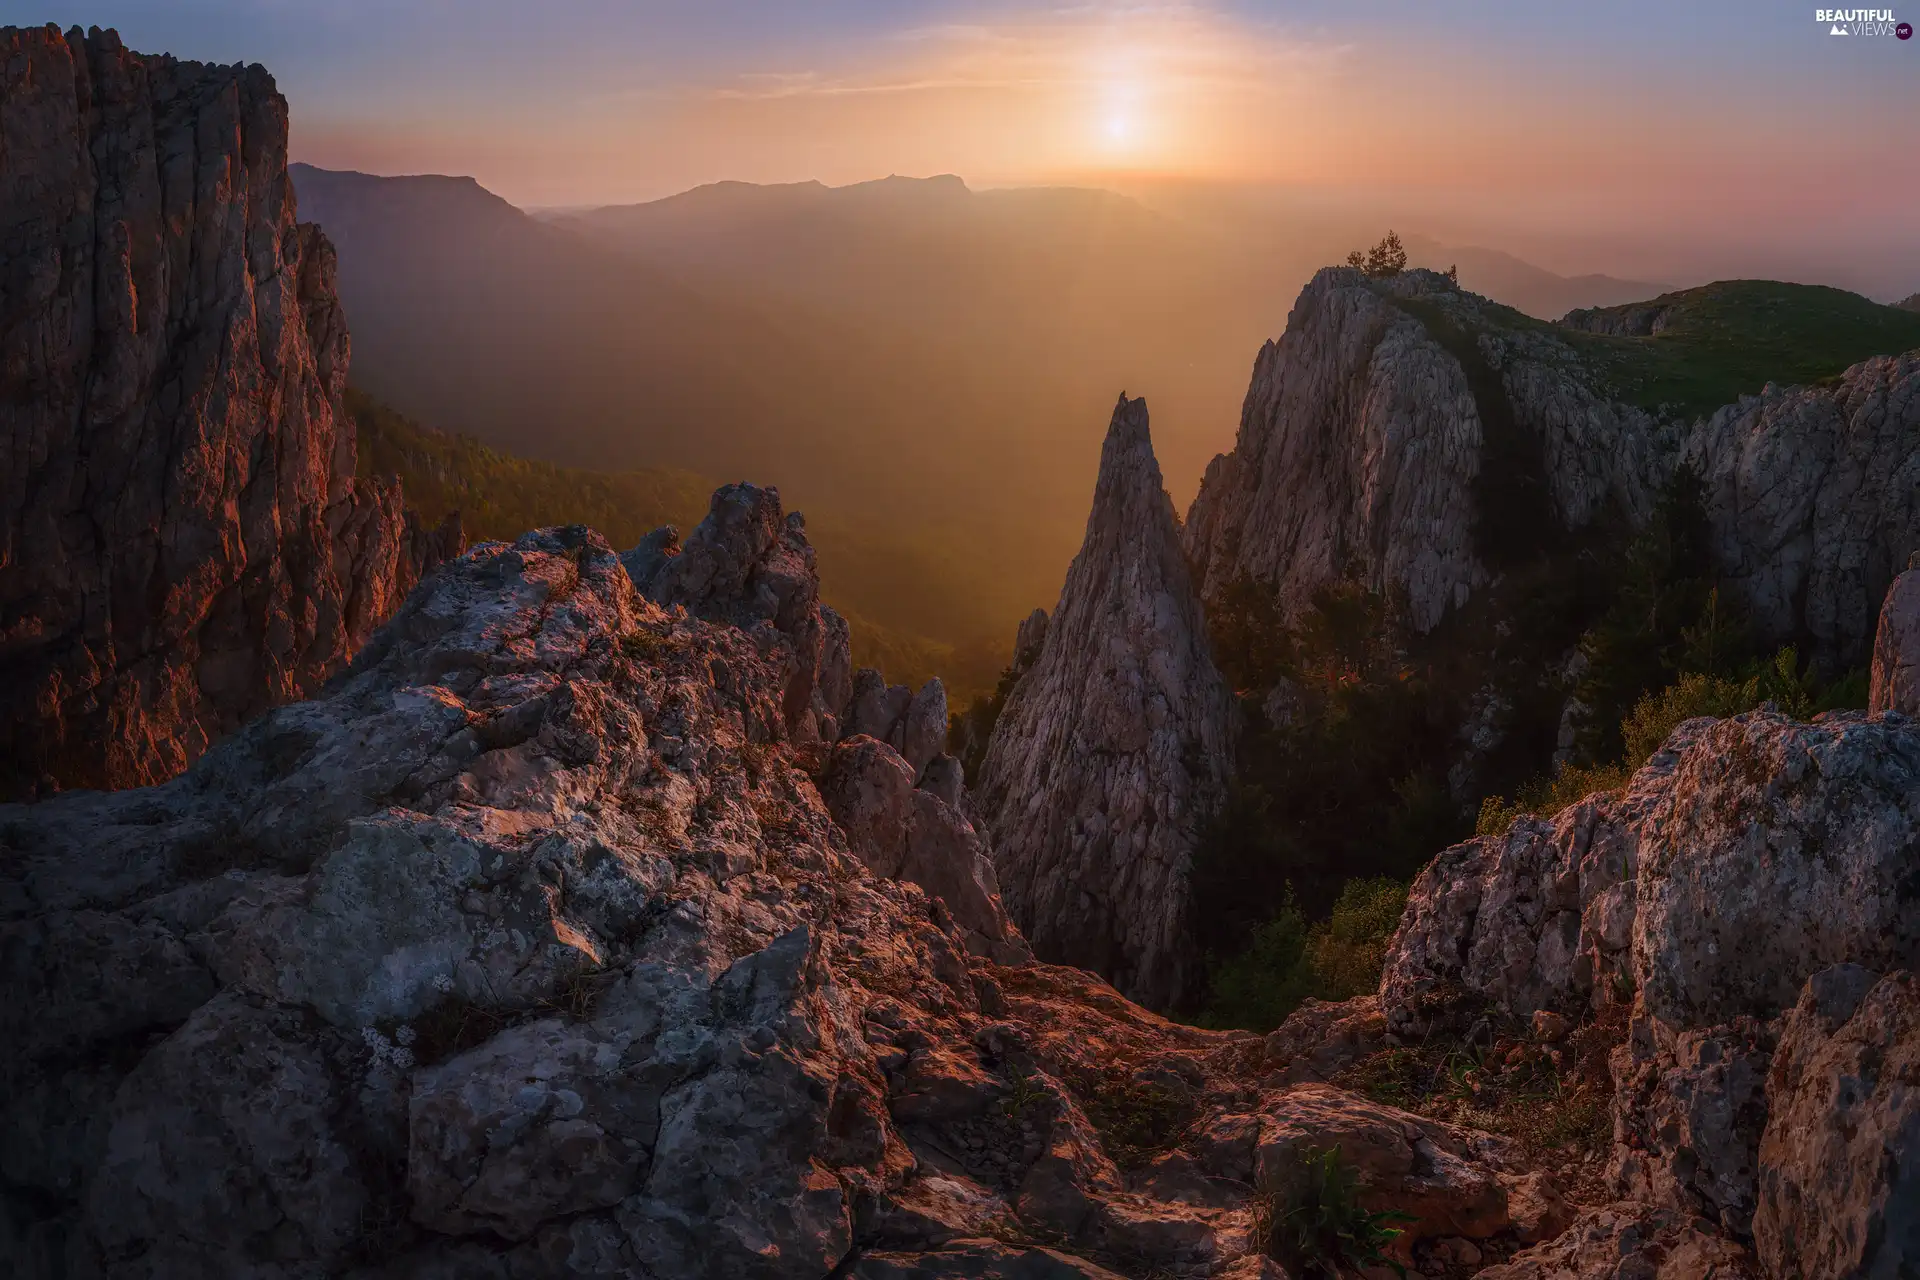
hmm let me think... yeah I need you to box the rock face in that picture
[1380,701,1920,1257]
[0,25,459,800]
[0,522,1549,1279]
[977,396,1235,1011]
[621,482,850,739]
[1183,267,1920,668]
[1753,965,1920,1279]
[1871,552,1920,714]
[1685,353,1920,663]
[1182,267,1668,633]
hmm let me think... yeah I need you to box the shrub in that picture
[1198,878,1409,1031]
[1196,898,1318,1033]
[1252,1144,1414,1276]
[1307,878,1411,1000]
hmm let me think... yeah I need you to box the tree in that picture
[1347,231,1408,278]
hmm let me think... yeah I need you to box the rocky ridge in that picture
[977,397,1235,1012]
[0,24,460,800]
[1183,266,1920,669]
[3,506,1564,1280]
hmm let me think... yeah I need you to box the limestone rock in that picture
[901,679,950,775]
[1260,995,1387,1085]
[1183,267,1667,633]
[1685,355,1920,666]
[977,396,1235,1010]
[1753,966,1920,1279]
[1382,710,1920,1035]
[622,482,850,737]
[1871,554,1920,714]
[1183,267,1918,668]
[1607,1012,1776,1236]
[0,24,459,800]
[8,522,1485,1278]
[851,1238,1127,1279]
[1477,1202,1757,1279]
[819,735,1030,964]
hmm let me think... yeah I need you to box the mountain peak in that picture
[977,394,1234,1010]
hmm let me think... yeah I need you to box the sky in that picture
[25,1,1920,291]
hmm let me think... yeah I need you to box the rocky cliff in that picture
[11,502,1917,1277]
[1871,552,1920,714]
[1184,267,1920,669]
[0,24,458,801]
[1381,693,1920,1272]
[976,397,1234,1012]
[4,515,1571,1280]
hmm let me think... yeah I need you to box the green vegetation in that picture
[1477,644,1862,837]
[1337,1002,1624,1168]
[1561,281,1920,421]
[1198,879,1410,1033]
[1251,1145,1413,1277]
[1345,230,1409,278]
[349,388,1012,702]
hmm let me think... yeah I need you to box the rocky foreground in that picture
[0,25,458,800]
[4,487,1918,1278]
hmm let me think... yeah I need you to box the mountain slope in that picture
[348,391,1007,700]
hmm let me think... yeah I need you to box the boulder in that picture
[623,483,849,737]
[1382,710,1920,1035]
[1753,966,1920,1279]
[1477,1202,1756,1279]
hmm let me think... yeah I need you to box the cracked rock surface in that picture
[977,396,1234,1013]
[0,24,458,800]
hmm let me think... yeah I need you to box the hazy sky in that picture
[31,1,1920,289]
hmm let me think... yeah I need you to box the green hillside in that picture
[1561,280,1920,420]
[349,390,1011,701]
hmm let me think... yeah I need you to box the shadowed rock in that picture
[0,24,459,799]
[977,396,1234,1011]
[1871,552,1920,715]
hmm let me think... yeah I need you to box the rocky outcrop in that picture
[1684,353,1920,664]
[1480,1201,1757,1279]
[843,669,949,774]
[0,25,459,800]
[1183,267,1919,669]
[622,482,851,739]
[1182,267,1669,633]
[0,522,1555,1279]
[1871,552,1920,714]
[1752,964,1920,1279]
[1377,696,1920,1260]
[818,734,1030,965]
[977,396,1235,1011]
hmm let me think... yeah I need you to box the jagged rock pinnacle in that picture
[976,395,1235,1010]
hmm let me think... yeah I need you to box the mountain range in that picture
[291,164,1678,680]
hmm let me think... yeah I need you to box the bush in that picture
[1478,643,1850,836]
[1308,878,1411,1000]
[1198,878,1409,1032]
[1252,1145,1414,1276]
[1196,898,1318,1033]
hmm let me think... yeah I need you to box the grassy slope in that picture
[1560,280,1920,420]
[350,389,1010,702]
